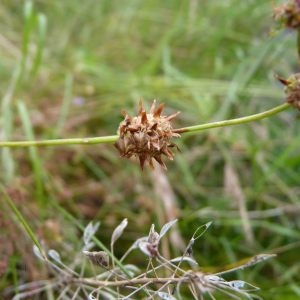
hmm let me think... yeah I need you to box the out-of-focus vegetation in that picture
[0,0,299,299]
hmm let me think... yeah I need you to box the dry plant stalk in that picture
[9,220,275,300]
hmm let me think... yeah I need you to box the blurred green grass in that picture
[0,0,299,299]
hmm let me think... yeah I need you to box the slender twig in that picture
[72,276,189,288]
[0,135,118,148]
[0,103,291,148]
[175,102,290,133]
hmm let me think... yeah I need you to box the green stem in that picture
[176,103,290,133]
[1,186,46,259]
[0,135,118,148]
[0,103,291,148]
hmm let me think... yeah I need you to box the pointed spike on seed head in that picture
[275,74,289,86]
[150,99,157,114]
[166,111,181,121]
[124,114,132,126]
[171,132,181,138]
[150,122,158,130]
[154,155,167,170]
[149,158,155,169]
[141,111,148,124]
[154,103,165,117]
[138,155,146,170]
[161,146,174,159]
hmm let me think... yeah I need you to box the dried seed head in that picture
[277,73,300,109]
[138,225,160,258]
[273,0,300,29]
[83,250,109,268]
[115,99,180,169]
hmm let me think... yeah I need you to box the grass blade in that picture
[1,186,46,259]
[17,101,46,205]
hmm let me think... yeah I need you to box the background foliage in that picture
[0,0,299,299]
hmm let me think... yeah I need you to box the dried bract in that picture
[83,250,109,268]
[273,0,300,29]
[277,73,300,109]
[138,224,160,258]
[114,99,180,169]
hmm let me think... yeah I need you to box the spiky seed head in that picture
[277,73,300,109]
[273,0,300,29]
[114,99,180,170]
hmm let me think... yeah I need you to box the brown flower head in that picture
[273,0,300,29]
[277,73,300,109]
[114,99,180,169]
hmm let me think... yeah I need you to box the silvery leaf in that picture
[33,245,45,260]
[157,291,177,300]
[83,221,100,245]
[130,236,148,250]
[83,241,95,251]
[159,219,177,239]
[138,241,152,257]
[111,218,128,246]
[192,221,213,240]
[228,280,259,292]
[48,249,61,263]
[170,256,198,266]
[205,275,225,283]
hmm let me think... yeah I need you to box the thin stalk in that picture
[73,276,189,288]
[1,186,46,259]
[0,135,118,148]
[0,103,291,148]
[176,103,290,133]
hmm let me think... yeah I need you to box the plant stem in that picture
[0,135,118,148]
[0,103,291,148]
[1,186,46,259]
[175,102,290,133]
[73,276,188,287]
